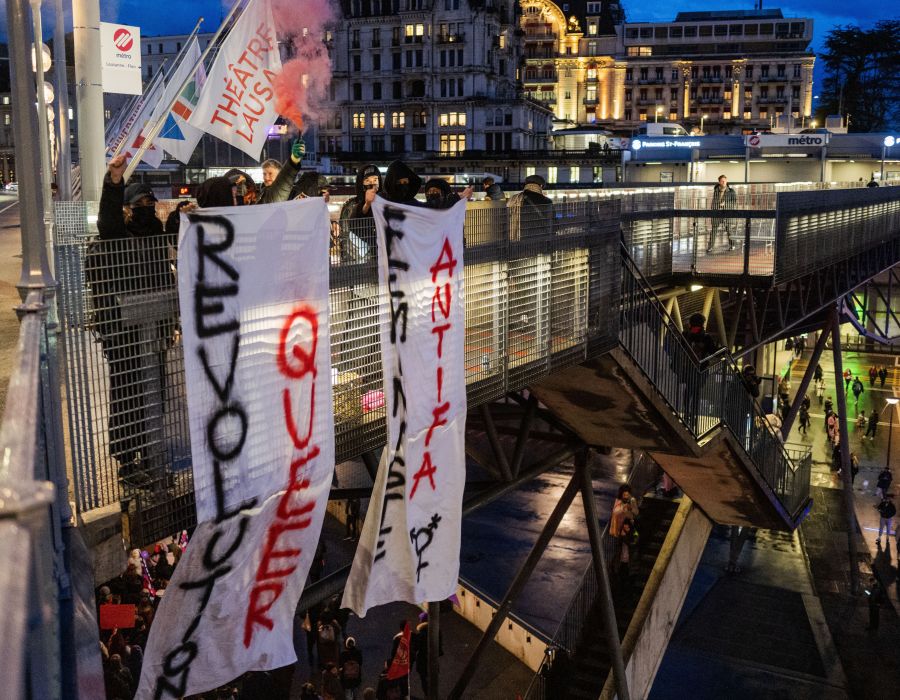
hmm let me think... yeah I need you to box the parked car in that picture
[4,182,18,192]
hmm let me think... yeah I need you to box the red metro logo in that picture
[113,28,134,52]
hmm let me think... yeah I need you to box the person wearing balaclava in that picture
[85,155,177,489]
[340,164,382,221]
[423,178,475,210]
[381,159,423,205]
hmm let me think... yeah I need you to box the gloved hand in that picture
[291,139,306,164]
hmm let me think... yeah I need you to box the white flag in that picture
[135,200,334,699]
[188,0,282,160]
[120,77,165,168]
[342,198,468,617]
[155,37,207,163]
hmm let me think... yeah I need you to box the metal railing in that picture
[53,198,622,545]
[0,291,61,699]
[619,248,812,519]
[523,452,661,700]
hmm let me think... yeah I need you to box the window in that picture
[439,112,466,127]
[525,166,536,178]
[656,68,664,81]
[353,83,362,100]
[352,112,366,129]
[499,34,506,49]
[392,111,406,128]
[352,55,361,71]
[352,136,365,152]
[2,96,8,105]
[412,110,427,127]
[546,166,558,183]
[393,53,401,70]
[639,110,647,121]
[672,69,679,81]
[588,24,597,36]
[777,64,785,77]
[371,136,385,152]
[158,43,163,53]
[146,44,152,54]
[729,25,742,36]
[393,81,402,99]
[4,114,10,125]
[176,42,181,51]
[588,40,597,55]
[684,26,697,37]
[744,111,752,120]
[746,66,753,79]
[373,54,381,70]
[627,46,652,56]
[352,30,360,49]
[625,69,632,81]
[392,27,401,46]
[372,28,381,47]
[639,67,648,81]
[405,23,425,42]
[793,64,801,78]
[761,65,769,78]
[586,68,597,80]
[439,133,466,154]
[373,83,382,99]
[670,26,682,38]
[372,112,385,128]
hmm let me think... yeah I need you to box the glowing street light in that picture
[882,136,896,182]
[655,105,662,123]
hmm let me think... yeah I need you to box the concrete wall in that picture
[601,498,713,700]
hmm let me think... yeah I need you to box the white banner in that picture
[136,200,334,698]
[155,37,207,164]
[189,0,283,160]
[343,198,468,617]
[101,22,142,95]
[120,77,165,168]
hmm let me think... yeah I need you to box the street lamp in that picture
[886,397,898,473]
[810,119,817,130]
[882,135,895,183]
[655,106,662,123]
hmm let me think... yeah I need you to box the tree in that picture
[816,21,900,132]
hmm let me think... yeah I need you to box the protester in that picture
[259,158,282,199]
[196,176,238,207]
[843,369,852,392]
[321,662,344,700]
[292,172,332,201]
[610,484,639,536]
[423,178,459,209]
[85,155,177,488]
[257,139,306,204]
[340,164,382,220]
[482,176,505,201]
[875,494,895,545]
[777,375,791,405]
[682,313,718,364]
[856,411,867,433]
[867,176,879,188]
[708,174,736,252]
[826,412,839,444]
[317,613,343,669]
[381,160,423,204]
[741,364,762,398]
[508,174,553,240]
[164,199,196,234]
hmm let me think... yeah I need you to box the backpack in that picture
[319,623,336,643]
[342,658,361,682]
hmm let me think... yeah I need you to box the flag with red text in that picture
[342,197,468,617]
[386,623,411,680]
[135,200,334,699]
[188,0,282,160]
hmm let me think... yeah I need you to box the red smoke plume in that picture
[270,0,337,132]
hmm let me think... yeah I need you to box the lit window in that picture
[570,166,580,181]
[392,111,406,128]
[2,96,9,105]
[372,112,385,128]
[439,112,466,127]
[439,133,466,154]
[547,166,558,183]
[353,112,366,129]
[525,166,536,178]
[586,68,597,80]
[499,34,506,49]
[744,111,752,120]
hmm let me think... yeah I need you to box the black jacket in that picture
[484,182,505,201]
[382,160,423,204]
[340,164,383,220]
[509,186,553,239]
[258,157,301,204]
[711,184,736,210]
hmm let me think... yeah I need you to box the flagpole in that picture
[114,15,205,161]
[123,0,246,181]
[109,64,168,157]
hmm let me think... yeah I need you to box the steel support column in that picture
[782,310,832,439]
[427,601,440,700]
[577,449,630,700]
[830,311,860,595]
[479,403,513,481]
[448,472,580,700]
[510,394,537,478]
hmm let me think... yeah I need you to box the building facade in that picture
[1,93,13,183]
[319,0,552,159]
[522,4,815,134]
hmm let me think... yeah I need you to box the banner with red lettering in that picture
[135,199,334,699]
[342,197,468,616]
[188,0,282,159]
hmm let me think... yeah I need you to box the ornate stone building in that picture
[521,4,815,133]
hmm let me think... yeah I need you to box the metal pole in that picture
[830,311,860,595]
[510,394,537,478]
[124,5,239,181]
[881,145,886,183]
[886,402,895,472]
[30,1,56,276]
[781,311,832,439]
[448,473,580,700]
[109,65,168,159]
[53,0,72,199]
[7,0,53,297]
[479,404,513,481]
[73,0,105,201]
[427,601,440,700]
[578,449,631,700]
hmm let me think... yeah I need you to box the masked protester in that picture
[381,160,422,205]
[291,172,332,201]
[84,155,177,488]
[339,165,382,264]
[195,176,237,208]
[423,178,460,210]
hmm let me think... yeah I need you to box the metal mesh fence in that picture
[54,198,621,546]
[774,185,900,284]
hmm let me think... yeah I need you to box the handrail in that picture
[523,452,660,699]
[619,245,811,520]
[0,290,57,699]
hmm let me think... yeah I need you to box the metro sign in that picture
[113,28,134,52]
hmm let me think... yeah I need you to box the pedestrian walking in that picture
[827,412,839,444]
[851,452,860,485]
[866,577,885,631]
[856,411,866,433]
[340,637,363,700]
[798,405,810,435]
[801,393,811,412]
[814,363,824,384]
[824,397,834,432]
[852,377,865,405]
[875,494,895,544]
[777,376,791,405]
[875,467,892,499]
[869,366,878,387]
[865,411,879,439]
[843,369,852,392]
[878,365,888,388]
[708,174,737,252]
[816,381,825,404]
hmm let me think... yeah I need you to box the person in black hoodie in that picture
[84,155,176,487]
[423,178,461,210]
[482,176,505,201]
[381,159,422,205]
[508,174,553,240]
[340,164,382,221]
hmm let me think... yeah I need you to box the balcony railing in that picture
[436,32,465,44]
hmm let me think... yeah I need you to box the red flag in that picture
[386,622,411,680]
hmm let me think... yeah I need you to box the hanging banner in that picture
[189,0,283,160]
[120,77,165,168]
[343,197,468,617]
[135,199,334,699]
[101,22,142,95]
